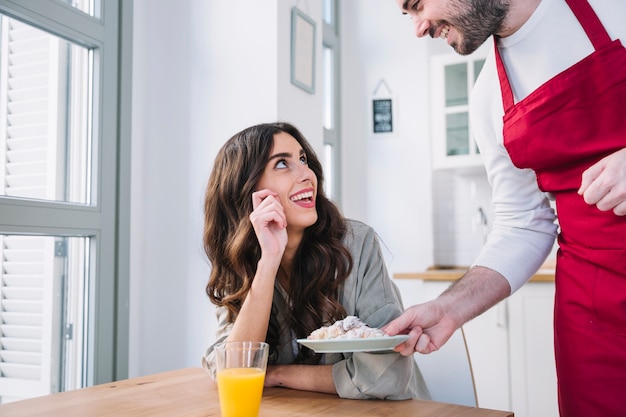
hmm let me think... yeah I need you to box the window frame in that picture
[0,0,130,386]
[322,0,341,203]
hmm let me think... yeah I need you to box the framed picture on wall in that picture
[290,7,316,94]
[370,79,397,138]
[373,99,393,133]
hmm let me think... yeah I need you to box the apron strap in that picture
[494,37,514,111]
[496,0,611,111]
[565,0,612,49]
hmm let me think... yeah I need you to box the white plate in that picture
[296,335,409,353]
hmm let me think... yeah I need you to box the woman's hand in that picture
[250,189,288,258]
[225,189,286,343]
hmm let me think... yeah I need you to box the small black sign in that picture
[373,99,393,133]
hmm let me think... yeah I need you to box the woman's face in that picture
[256,131,318,232]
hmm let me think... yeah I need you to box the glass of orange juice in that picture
[214,341,269,417]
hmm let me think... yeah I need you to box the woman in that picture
[202,122,429,400]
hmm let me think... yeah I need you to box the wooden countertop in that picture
[395,267,555,282]
[0,367,514,417]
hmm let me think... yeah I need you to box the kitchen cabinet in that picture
[507,282,559,417]
[393,273,558,417]
[430,42,490,170]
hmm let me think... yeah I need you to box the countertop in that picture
[394,266,555,282]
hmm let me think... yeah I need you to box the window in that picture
[322,0,341,203]
[430,42,489,169]
[0,0,129,403]
[60,0,101,17]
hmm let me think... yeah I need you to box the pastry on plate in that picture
[307,316,385,340]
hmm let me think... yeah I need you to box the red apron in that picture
[495,0,626,415]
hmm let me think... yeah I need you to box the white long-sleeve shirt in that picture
[470,0,626,293]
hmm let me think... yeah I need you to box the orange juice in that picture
[216,367,265,417]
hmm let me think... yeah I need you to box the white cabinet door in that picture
[463,300,511,411]
[508,283,559,417]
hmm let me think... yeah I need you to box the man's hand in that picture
[383,300,457,356]
[579,148,626,215]
[384,266,511,356]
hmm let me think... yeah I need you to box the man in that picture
[384,1,626,416]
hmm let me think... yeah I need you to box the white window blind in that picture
[0,16,63,403]
[0,236,57,403]
[1,18,64,200]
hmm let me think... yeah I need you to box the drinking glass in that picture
[214,341,269,417]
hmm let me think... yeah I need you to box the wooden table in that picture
[0,367,514,416]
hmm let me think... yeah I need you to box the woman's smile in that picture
[290,188,315,208]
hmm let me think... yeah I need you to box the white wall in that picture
[340,1,434,275]
[130,0,324,376]
[131,0,208,377]
[129,0,469,376]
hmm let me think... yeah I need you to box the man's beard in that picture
[443,0,510,55]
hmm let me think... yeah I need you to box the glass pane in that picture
[444,63,468,107]
[473,59,486,82]
[324,144,333,199]
[0,15,93,205]
[322,46,334,130]
[446,112,469,156]
[322,0,334,25]
[58,0,100,18]
[0,235,91,403]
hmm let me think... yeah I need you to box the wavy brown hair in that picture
[204,122,353,363]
